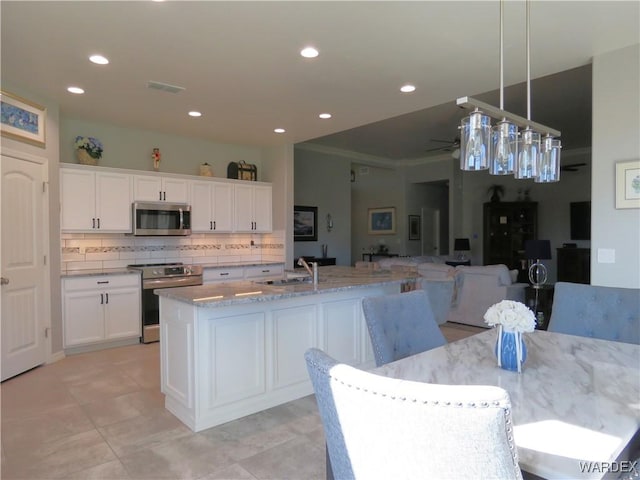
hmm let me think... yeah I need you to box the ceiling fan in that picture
[561,162,587,172]
[425,137,461,153]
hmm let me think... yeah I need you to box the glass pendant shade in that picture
[460,110,491,171]
[514,128,540,179]
[490,120,518,175]
[536,136,561,183]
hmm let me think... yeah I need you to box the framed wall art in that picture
[294,205,318,241]
[408,215,421,240]
[615,159,640,209]
[368,207,396,235]
[0,90,46,148]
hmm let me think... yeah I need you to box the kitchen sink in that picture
[254,277,313,285]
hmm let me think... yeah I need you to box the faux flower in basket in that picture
[484,300,536,373]
[74,136,103,165]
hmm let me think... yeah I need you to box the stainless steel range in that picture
[127,262,203,343]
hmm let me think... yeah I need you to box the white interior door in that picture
[421,207,440,257]
[1,154,47,381]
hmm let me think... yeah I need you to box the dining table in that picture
[373,329,640,480]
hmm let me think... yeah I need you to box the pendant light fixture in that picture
[490,0,517,176]
[514,0,540,179]
[457,0,561,180]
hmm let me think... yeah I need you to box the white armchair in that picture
[448,265,527,328]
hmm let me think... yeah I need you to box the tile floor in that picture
[1,322,482,480]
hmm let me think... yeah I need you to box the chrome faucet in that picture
[297,257,319,285]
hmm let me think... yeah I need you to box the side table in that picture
[525,284,554,330]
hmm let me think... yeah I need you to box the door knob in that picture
[1,277,9,285]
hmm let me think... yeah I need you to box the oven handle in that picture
[142,275,203,289]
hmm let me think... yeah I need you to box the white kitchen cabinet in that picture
[233,184,272,233]
[134,174,189,203]
[190,180,233,232]
[203,267,245,284]
[60,167,132,233]
[244,264,284,279]
[63,274,141,349]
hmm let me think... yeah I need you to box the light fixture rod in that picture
[526,0,531,121]
[499,0,504,110]
[456,96,561,137]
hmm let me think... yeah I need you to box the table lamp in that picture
[525,239,551,288]
[454,238,471,261]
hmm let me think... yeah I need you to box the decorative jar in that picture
[76,148,97,165]
[495,324,527,373]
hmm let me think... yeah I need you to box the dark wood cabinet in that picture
[483,202,538,282]
[557,248,590,284]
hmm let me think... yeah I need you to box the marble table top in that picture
[374,329,640,480]
[155,266,419,307]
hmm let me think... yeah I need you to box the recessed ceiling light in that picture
[300,47,319,58]
[319,113,332,119]
[89,54,109,65]
[67,86,85,94]
[188,111,202,117]
[400,84,416,93]
[274,128,286,134]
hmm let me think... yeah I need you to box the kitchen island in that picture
[156,266,418,432]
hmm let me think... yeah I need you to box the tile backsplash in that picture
[61,231,285,271]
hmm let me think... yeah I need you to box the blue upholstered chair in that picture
[548,282,640,345]
[362,289,446,366]
[304,348,523,480]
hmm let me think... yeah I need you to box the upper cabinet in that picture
[61,167,132,233]
[190,180,234,233]
[133,175,189,203]
[234,184,272,233]
[60,164,272,235]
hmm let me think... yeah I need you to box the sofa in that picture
[364,257,527,328]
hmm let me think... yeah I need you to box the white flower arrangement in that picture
[484,300,536,333]
[74,136,103,159]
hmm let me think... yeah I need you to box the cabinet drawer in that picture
[63,273,140,291]
[244,265,284,279]
[203,268,244,283]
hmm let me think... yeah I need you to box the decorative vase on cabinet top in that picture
[76,148,97,166]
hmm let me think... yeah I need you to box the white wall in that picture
[591,44,640,288]
[1,83,63,354]
[294,147,352,266]
[61,118,263,179]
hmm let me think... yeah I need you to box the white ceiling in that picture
[2,1,638,160]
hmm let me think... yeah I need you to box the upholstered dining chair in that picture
[548,282,640,345]
[305,348,523,480]
[362,289,446,366]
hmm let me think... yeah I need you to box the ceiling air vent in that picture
[147,81,185,94]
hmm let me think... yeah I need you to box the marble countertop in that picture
[61,268,140,278]
[155,266,418,307]
[375,329,640,480]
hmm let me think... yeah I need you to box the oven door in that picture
[141,275,202,343]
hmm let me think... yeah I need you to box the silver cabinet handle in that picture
[1,277,9,286]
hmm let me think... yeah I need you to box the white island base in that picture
[159,282,400,432]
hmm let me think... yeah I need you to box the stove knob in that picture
[153,270,159,276]
[185,267,191,274]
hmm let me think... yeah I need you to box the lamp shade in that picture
[525,240,551,260]
[454,238,471,251]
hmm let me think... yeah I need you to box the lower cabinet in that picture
[63,274,141,350]
[160,284,396,431]
[203,264,284,283]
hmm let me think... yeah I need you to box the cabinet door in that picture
[253,185,272,232]
[233,184,254,232]
[95,172,132,232]
[190,181,214,232]
[163,178,189,203]
[60,169,96,231]
[244,265,284,279]
[63,290,104,347]
[134,175,163,201]
[322,299,360,366]
[104,287,141,340]
[211,182,233,232]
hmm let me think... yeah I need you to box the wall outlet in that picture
[597,248,615,263]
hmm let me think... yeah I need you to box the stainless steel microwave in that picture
[132,202,191,236]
